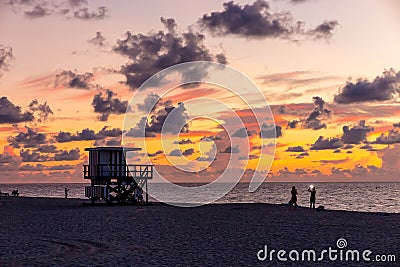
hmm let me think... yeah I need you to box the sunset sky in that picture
[1,0,400,183]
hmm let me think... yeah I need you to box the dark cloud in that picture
[0,150,20,171]
[173,139,194,144]
[55,127,121,143]
[289,0,308,3]
[135,94,191,135]
[0,97,34,124]
[137,93,162,113]
[182,148,195,156]
[287,120,299,129]
[56,129,100,142]
[126,101,190,137]
[0,45,13,78]
[125,117,156,138]
[221,146,240,154]
[196,156,214,162]
[20,149,50,162]
[105,138,121,147]
[277,106,286,114]
[260,123,282,138]
[93,139,105,146]
[92,89,129,121]
[215,53,228,65]
[148,150,163,157]
[54,148,80,161]
[28,99,53,123]
[169,149,182,157]
[68,0,88,7]
[55,132,74,143]
[88,32,106,47]
[18,164,44,171]
[274,97,331,131]
[199,0,338,40]
[94,138,121,147]
[334,69,400,104]
[199,0,295,39]
[90,127,122,146]
[113,17,227,89]
[8,127,47,148]
[296,152,309,159]
[74,6,108,21]
[360,144,374,150]
[97,126,122,138]
[6,0,108,20]
[200,135,222,141]
[232,127,254,138]
[306,20,339,40]
[310,136,342,150]
[393,123,400,128]
[343,144,354,149]
[54,69,95,89]
[341,120,374,144]
[252,145,264,150]
[303,96,330,130]
[37,144,58,153]
[373,128,400,145]
[146,102,190,134]
[238,154,259,160]
[286,146,305,152]
[24,4,52,18]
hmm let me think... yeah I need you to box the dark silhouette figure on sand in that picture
[289,186,298,211]
[134,186,144,208]
[308,186,316,210]
[64,188,69,199]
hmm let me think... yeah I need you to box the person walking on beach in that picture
[289,186,298,211]
[64,187,69,199]
[134,186,144,208]
[308,186,316,210]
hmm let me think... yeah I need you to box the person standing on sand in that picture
[64,188,69,199]
[289,186,298,211]
[308,186,316,210]
[136,187,144,208]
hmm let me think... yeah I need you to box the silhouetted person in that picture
[64,188,69,199]
[289,186,298,211]
[134,186,143,208]
[11,189,19,197]
[308,186,316,210]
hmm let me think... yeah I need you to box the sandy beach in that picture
[0,197,399,266]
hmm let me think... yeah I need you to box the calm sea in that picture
[0,182,399,214]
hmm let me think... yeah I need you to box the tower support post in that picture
[145,178,148,204]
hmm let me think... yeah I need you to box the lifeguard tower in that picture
[83,147,153,203]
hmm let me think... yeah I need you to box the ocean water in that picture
[0,182,399,214]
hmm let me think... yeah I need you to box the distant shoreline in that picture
[2,196,399,215]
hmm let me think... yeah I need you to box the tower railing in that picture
[83,164,153,179]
